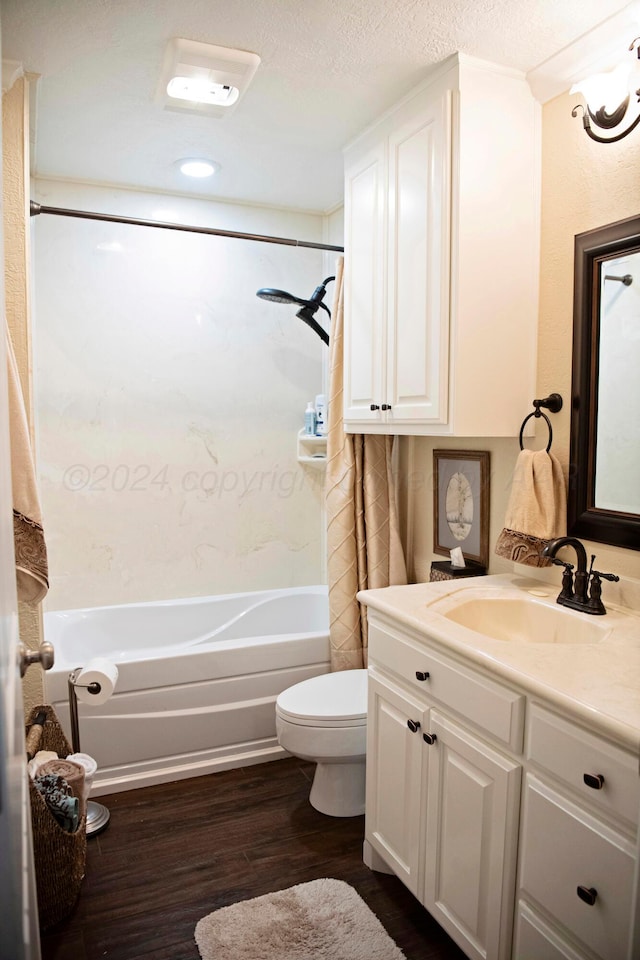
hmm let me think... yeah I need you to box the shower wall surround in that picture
[33,181,336,610]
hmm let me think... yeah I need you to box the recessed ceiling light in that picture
[177,158,219,178]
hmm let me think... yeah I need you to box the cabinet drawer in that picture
[515,903,590,960]
[368,622,524,751]
[527,703,640,826]
[520,775,635,960]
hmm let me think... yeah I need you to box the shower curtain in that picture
[325,258,406,670]
[6,324,48,603]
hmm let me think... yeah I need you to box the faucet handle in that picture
[551,558,574,570]
[591,570,620,583]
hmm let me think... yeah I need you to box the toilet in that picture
[275,669,368,817]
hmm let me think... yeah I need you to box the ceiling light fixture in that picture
[177,158,219,178]
[571,37,640,143]
[158,39,260,119]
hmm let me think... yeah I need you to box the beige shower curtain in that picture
[325,258,406,670]
[6,324,48,603]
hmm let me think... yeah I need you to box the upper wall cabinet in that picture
[343,53,541,436]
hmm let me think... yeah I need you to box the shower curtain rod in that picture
[29,201,345,253]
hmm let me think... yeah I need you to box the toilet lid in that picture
[276,669,367,725]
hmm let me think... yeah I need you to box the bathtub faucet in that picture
[540,536,619,615]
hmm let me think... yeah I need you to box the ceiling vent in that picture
[157,39,261,118]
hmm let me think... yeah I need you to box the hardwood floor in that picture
[39,757,467,960]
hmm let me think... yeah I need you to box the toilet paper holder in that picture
[68,668,110,837]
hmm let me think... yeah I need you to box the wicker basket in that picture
[26,705,87,930]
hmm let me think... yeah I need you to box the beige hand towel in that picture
[495,449,567,567]
[6,327,48,602]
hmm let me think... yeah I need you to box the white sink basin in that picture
[429,592,611,645]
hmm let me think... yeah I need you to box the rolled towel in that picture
[33,773,80,833]
[38,759,86,818]
[67,752,97,805]
[27,749,59,779]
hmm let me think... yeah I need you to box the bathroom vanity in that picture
[358,574,640,960]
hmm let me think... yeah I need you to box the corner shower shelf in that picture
[297,429,327,465]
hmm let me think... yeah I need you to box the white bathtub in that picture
[43,585,330,795]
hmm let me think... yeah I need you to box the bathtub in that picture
[42,585,330,795]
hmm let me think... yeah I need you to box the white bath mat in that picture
[194,877,407,960]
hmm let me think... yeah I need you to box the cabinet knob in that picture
[576,885,598,906]
[423,732,437,745]
[583,773,605,790]
[370,404,380,411]
[407,719,420,733]
[415,671,430,681]
[381,403,392,411]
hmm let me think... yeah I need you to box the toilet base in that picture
[308,759,366,817]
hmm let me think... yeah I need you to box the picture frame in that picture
[433,450,490,568]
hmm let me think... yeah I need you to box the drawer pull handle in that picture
[407,719,420,733]
[576,886,598,906]
[415,671,430,681]
[381,403,392,411]
[583,773,605,790]
[370,404,380,411]
[423,733,437,745]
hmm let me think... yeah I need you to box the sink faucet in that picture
[540,537,619,615]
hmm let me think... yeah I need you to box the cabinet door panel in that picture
[344,143,386,421]
[386,90,451,424]
[423,711,521,960]
[365,673,426,896]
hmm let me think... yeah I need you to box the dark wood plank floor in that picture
[39,757,467,960]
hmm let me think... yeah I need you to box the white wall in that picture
[33,180,337,610]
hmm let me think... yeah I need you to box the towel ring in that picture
[519,410,553,452]
[519,393,563,453]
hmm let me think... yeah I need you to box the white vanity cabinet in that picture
[365,617,523,960]
[515,704,640,960]
[363,609,640,960]
[343,53,540,436]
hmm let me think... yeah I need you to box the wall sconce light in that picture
[571,37,640,143]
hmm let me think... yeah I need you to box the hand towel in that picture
[33,773,80,833]
[495,449,567,567]
[27,749,59,779]
[38,759,86,818]
[6,327,48,602]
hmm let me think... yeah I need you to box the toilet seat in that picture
[275,669,367,728]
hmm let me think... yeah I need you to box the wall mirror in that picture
[568,214,640,551]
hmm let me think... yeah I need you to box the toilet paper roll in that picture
[74,658,119,705]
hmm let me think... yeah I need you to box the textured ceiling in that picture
[1,0,635,212]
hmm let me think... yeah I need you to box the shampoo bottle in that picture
[304,401,317,436]
[315,394,327,436]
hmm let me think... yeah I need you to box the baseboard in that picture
[90,743,287,796]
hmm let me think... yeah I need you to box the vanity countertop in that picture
[358,573,640,754]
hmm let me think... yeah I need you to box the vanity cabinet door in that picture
[422,710,521,960]
[365,671,427,897]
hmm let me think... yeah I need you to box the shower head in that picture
[256,288,308,306]
[256,276,334,345]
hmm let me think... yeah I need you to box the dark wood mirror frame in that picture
[568,213,640,552]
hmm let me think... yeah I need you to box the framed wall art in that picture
[433,450,490,568]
